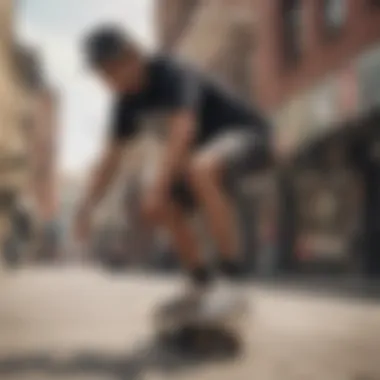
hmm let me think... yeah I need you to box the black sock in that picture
[190,266,213,286]
[219,259,244,279]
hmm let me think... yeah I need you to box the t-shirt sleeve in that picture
[161,59,201,112]
[109,96,138,142]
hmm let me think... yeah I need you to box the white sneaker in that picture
[198,280,247,320]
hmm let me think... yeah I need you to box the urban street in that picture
[0,267,379,380]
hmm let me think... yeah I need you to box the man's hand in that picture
[72,142,125,244]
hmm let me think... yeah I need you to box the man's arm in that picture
[155,110,196,193]
[154,59,200,193]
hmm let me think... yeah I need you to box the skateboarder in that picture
[74,25,272,300]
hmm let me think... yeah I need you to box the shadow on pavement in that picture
[0,338,240,379]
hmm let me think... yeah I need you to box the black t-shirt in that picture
[110,56,269,145]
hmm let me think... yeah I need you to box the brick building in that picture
[254,0,380,109]
[156,0,380,276]
[252,0,380,275]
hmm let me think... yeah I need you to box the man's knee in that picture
[140,195,168,225]
[189,153,222,184]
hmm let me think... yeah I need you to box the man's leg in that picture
[188,152,242,277]
[187,131,268,279]
[141,185,212,287]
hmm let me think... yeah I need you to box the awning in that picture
[294,106,380,167]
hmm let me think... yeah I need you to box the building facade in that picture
[0,32,60,265]
[0,0,32,267]
[253,0,380,275]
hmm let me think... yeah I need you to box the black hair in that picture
[83,24,135,68]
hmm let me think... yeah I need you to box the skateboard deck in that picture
[154,292,249,355]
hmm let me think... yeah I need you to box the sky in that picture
[16,0,155,175]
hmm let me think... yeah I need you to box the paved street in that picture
[0,267,380,380]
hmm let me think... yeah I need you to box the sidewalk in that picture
[256,273,380,301]
[0,267,379,379]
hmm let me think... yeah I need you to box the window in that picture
[323,0,347,37]
[281,0,303,67]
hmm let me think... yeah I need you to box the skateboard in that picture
[154,291,249,356]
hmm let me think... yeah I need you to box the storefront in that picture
[275,43,380,275]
